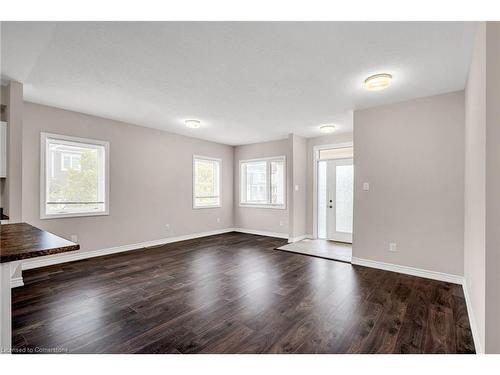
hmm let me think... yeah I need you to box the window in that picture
[61,153,82,171]
[240,156,286,208]
[193,156,221,208]
[41,133,109,219]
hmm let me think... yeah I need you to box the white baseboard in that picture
[21,228,236,271]
[351,257,463,285]
[287,234,314,243]
[462,279,483,354]
[232,227,289,239]
[10,276,24,288]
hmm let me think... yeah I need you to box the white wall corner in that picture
[462,278,484,354]
[288,234,309,243]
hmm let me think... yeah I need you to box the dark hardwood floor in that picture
[12,232,475,354]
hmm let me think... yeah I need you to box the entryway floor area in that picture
[276,238,352,263]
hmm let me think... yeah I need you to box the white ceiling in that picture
[1,22,477,145]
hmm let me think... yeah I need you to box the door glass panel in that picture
[335,165,353,233]
[317,161,327,239]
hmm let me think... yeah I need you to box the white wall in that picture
[485,21,500,354]
[290,134,307,239]
[22,102,234,253]
[463,21,500,354]
[233,138,290,235]
[353,91,465,276]
[464,22,486,352]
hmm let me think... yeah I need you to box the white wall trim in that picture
[232,227,288,239]
[351,257,463,285]
[462,278,483,354]
[287,234,314,243]
[21,228,237,271]
[10,276,24,288]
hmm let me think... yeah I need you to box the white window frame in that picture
[192,155,222,209]
[40,132,110,219]
[60,152,82,172]
[239,155,286,209]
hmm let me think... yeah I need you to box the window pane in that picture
[319,147,353,160]
[335,164,353,233]
[46,137,106,216]
[194,157,220,207]
[270,160,284,205]
[245,161,267,203]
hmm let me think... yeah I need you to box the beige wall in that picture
[290,134,307,239]
[22,102,234,252]
[485,21,500,354]
[353,91,465,275]
[464,22,486,352]
[463,21,500,354]
[233,138,289,235]
[305,132,353,235]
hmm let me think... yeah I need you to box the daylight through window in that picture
[41,133,109,218]
[193,156,221,208]
[240,156,285,208]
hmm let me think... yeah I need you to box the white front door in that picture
[326,158,353,243]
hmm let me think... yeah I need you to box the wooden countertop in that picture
[0,222,80,263]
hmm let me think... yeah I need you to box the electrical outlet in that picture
[363,182,370,191]
[70,234,78,243]
[216,217,221,223]
[279,220,284,226]
[389,242,397,252]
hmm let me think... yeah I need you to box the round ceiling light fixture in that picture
[185,119,201,129]
[320,125,336,134]
[364,73,393,91]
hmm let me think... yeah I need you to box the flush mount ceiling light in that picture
[364,73,393,91]
[185,119,201,129]
[320,125,336,134]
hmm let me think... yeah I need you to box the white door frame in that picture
[312,141,353,239]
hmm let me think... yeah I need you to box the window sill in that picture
[40,211,109,220]
[193,205,222,210]
[239,204,286,210]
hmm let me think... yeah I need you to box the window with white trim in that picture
[41,133,109,219]
[240,156,286,208]
[193,156,221,208]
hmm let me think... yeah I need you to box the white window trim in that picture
[192,155,222,209]
[239,155,286,210]
[40,132,110,219]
